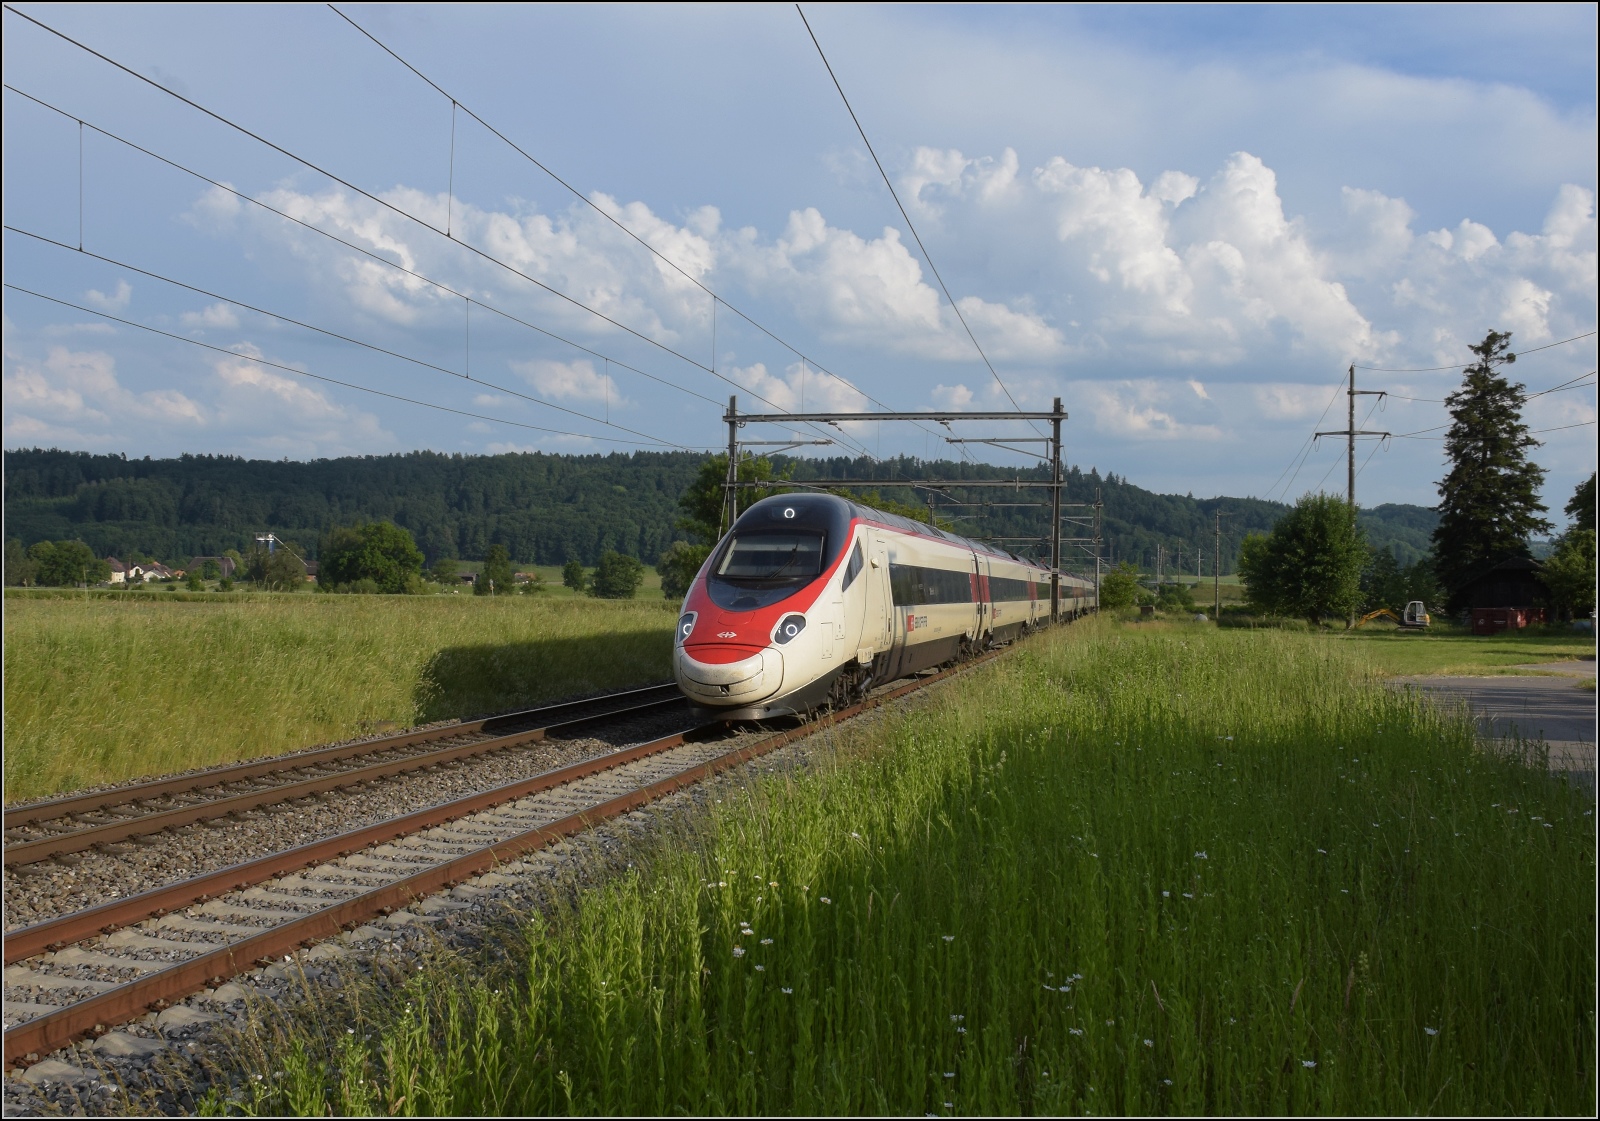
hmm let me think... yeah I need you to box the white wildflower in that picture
[1424,1026,1438,1036]
[1302,1060,1316,1069]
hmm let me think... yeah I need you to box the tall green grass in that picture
[225,623,1594,1115]
[3,596,674,802]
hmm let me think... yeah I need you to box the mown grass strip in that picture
[220,622,1594,1116]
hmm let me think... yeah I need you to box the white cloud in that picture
[84,280,132,313]
[510,358,623,404]
[932,383,974,409]
[1253,383,1338,420]
[1079,380,1222,441]
[180,303,241,330]
[725,360,869,416]
[209,344,391,455]
[2,345,205,429]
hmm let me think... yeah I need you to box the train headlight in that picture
[774,613,807,644]
[677,613,696,645]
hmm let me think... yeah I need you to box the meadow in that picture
[223,621,1594,1116]
[2,593,675,803]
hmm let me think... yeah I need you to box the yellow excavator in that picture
[1356,600,1431,630]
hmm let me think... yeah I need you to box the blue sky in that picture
[3,3,1595,515]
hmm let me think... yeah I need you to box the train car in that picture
[674,492,1097,720]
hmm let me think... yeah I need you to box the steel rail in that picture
[4,717,718,965]
[4,682,679,830]
[2,650,1005,1065]
[4,696,688,867]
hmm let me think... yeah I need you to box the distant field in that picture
[2,594,675,803]
[1334,623,1594,677]
[234,622,1593,1116]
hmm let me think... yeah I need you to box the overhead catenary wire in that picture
[794,3,1041,436]
[0,6,882,458]
[327,9,891,420]
[3,82,728,412]
[5,283,696,449]
[3,224,700,451]
[326,4,962,466]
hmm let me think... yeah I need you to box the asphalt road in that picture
[1392,661,1596,791]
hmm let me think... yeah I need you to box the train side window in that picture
[842,540,865,591]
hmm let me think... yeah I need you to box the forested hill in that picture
[2,448,1439,571]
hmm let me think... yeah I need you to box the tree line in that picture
[4,444,1441,590]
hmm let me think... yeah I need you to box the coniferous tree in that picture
[1566,472,1595,535]
[1431,331,1550,610]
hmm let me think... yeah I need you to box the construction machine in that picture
[1356,601,1431,630]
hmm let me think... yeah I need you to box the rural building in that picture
[304,561,319,583]
[1453,555,1547,612]
[127,563,175,583]
[106,558,127,585]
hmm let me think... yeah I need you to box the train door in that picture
[975,554,992,643]
[861,531,892,660]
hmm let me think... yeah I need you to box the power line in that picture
[0,5,876,456]
[4,82,730,413]
[4,283,695,449]
[1263,379,1344,502]
[4,224,700,451]
[1526,370,1596,399]
[795,3,1039,434]
[1352,330,1596,372]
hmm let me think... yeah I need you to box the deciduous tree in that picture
[677,454,790,543]
[27,540,110,587]
[1432,331,1550,611]
[590,551,644,599]
[656,541,710,600]
[319,522,424,593]
[477,544,516,596]
[561,558,588,593]
[1238,493,1366,626]
[1098,562,1142,609]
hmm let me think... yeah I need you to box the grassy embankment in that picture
[224,622,1593,1116]
[2,594,675,803]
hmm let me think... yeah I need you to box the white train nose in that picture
[676,646,784,705]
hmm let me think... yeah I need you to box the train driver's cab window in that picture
[707,532,826,610]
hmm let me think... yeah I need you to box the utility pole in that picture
[1156,543,1164,588]
[1315,365,1388,519]
[1213,511,1222,620]
[724,395,739,533]
[1050,396,1063,623]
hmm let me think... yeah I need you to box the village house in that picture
[106,558,127,585]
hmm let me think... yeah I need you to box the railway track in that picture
[2,653,1003,1067]
[3,682,684,867]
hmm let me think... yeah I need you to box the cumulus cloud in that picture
[1078,380,1222,441]
[209,344,391,455]
[725,360,869,416]
[510,358,623,404]
[3,345,205,430]
[932,383,974,409]
[84,280,132,313]
[180,303,240,330]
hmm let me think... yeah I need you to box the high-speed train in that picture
[674,492,1097,720]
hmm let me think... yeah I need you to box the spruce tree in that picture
[1431,330,1550,610]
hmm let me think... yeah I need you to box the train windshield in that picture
[708,531,825,610]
